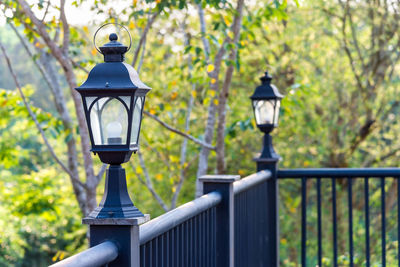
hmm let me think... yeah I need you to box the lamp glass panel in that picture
[273,100,281,126]
[253,100,275,125]
[130,96,144,147]
[89,97,129,145]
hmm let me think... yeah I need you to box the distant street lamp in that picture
[250,71,283,162]
[76,28,151,219]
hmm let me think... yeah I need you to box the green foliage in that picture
[0,89,85,265]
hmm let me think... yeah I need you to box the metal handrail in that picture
[233,170,271,195]
[278,168,400,178]
[139,191,222,244]
[49,241,118,267]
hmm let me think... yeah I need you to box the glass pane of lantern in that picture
[85,96,97,108]
[253,100,275,125]
[89,97,128,145]
[274,100,281,126]
[120,96,131,107]
[130,96,144,146]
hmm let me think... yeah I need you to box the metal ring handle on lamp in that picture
[93,22,132,53]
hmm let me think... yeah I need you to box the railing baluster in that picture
[141,243,145,267]
[332,178,338,267]
[381,177,386,267]
[317,177,322,267]
[301,177,307,267]
[201,212,203,267]
[180,225,184,267]
[165,231,169,267]
[398,177,400,267]
[191,218,194,267]
[348,178,354,267]
[365,177,370,267]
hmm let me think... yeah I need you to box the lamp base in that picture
[86,165,144,219]
[259,133,281,160]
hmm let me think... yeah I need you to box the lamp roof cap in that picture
[250,71,284,100]
[99,33,128,62]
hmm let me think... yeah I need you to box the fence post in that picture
[200,174,240,267]
[255,133,280,267]
[82,216,149,267]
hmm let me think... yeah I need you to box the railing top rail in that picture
[49,241,118,267]
[233,170,271,195]
[278,168,400,178]
[139,191,222,245]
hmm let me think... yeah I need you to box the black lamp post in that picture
[250,71,283,163]
[251,71,283,267]
[76,31,151,219]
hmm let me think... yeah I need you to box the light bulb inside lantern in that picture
[106,121,122,144]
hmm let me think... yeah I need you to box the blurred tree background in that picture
[0,0,400,266]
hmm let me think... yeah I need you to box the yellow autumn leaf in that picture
[172,186,176,193]
[52,251,60,262]
[170,80,177,86]
[238,169,245,176]
[155,173,163,181]
[171,92,178,100]
[59,252,65,260]
[170,155,179,163]
[83,26,89,34]
[35,42,44,48]
[206,64,215,73]
[211,78,217,84]
[191,90,197,98]
[91,47,97,56]
[136,167,143,174]
[223,16,230,25]
[129,21,135,29]
[209,90,216,97]
[213,99,219,105]
[149,108,156,115]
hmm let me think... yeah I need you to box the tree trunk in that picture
[216,0,245,174]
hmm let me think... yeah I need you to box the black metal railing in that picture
[137,171,271,267]
[278,168,400,267]
[233,171,271,267]
[49,241,118,267]
[139,191,221,267]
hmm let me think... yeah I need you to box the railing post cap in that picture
[253,156,280,163]
[82,214,150,225]
[199,174,240,183]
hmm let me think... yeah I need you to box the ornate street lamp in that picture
[250,71,283,161]
[76,27,151,219]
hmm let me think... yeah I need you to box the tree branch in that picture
[143,111,215,150]
[71,59,89,74]
[95,164,107,186]
[196,4,211,61]
[59,0,69,55]
[131,11,159,67]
